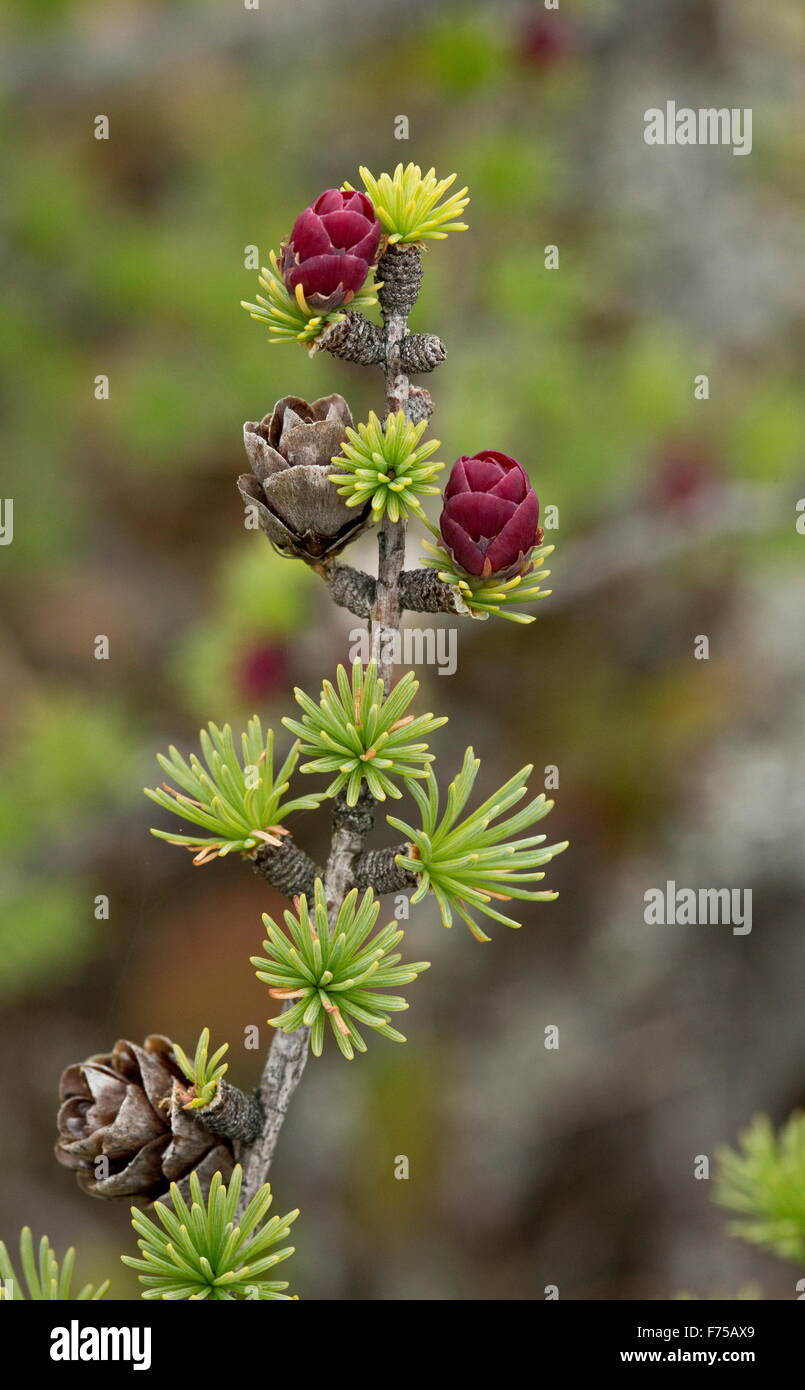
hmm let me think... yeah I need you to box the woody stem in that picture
[370,242,422,684]
[237,247,425,1215]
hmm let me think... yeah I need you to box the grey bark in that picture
[354,845,417,895]
[326,565,471,617]
[238,1020,311,1215]
[369,244,424,684]
[196,1080,264,1145]
[327,562,376,617]
[320,311,385,366]
[322,313,446,373]
[251,835,320,900]
[377,244,424,318]
[400,332,447,374]
[398,567,471,615]
[407,385,433,422]
[249,824,419,907]
[324,786,376,916]
[372,514,408,685]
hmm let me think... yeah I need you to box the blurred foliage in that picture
[0,695,137,998]
[0,879,93,1003]
[1,0,802,1025]
[0,695,135,853]
[172,543,315,720]
[2,0,805,1301]
[417,11,508,94]
[715,1114,805,1266]
[674,1285,763,1301]
[0,1226,110,1300]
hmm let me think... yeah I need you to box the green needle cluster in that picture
[252,880,430,1060]
[354,163,470,243]
[122,1167,298,1301]
[241,248,379,348]
[715,1113,805,1265]
[420,532,554,624]
[390,748,568,941]
[329,410,443,523]
[283,659,447,805]
[0,1228,109,1301]
[146,718,323,863]
[173,1028,229,1110]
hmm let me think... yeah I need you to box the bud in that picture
[280,188,381,313]
[439,451,540,578]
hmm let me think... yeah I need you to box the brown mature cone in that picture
[238,394,373,564]
[55,1035,234,1202]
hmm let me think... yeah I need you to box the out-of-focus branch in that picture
[544,483,785,613]
[1,0,484,100]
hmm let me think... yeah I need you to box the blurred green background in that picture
[1,0,804,1299]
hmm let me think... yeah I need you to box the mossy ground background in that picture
[1,0,804,1299]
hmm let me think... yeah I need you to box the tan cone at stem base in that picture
[55,1035,233,1203]
[238,394,373,563]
